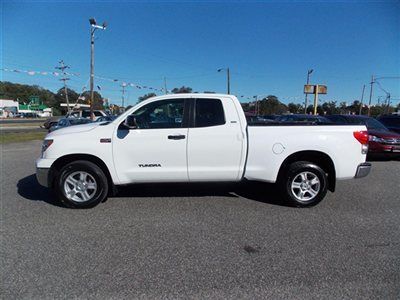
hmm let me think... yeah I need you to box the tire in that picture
[55,160,109,208]
[279,161,328,207]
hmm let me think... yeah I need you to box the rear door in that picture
[187,97,245,181]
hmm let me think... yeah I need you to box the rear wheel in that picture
[55,160,108,208]
[280,161,328,207]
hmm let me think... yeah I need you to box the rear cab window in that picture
[194,98,225,127]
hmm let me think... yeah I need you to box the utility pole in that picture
[89,18,107,120]
[367,75,374,116]
[164,77,168,94]
[218,67,231,94]
[253,95,258,116]
[55,60,71,112]
[359,84,365,115]
[304,69,314,114]
[385,93,391,114]
[121,83,127,110]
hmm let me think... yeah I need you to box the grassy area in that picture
[0,122,43,128]
[0,132,46,144]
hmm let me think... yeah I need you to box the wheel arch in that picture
[49,154,114,193]
[277,150,336,192]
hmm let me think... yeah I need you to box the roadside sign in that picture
[29,96,40,104]
[317,85,327,94]
[304,85,315,94]
[303,84,328,115]
[304,85,327,94]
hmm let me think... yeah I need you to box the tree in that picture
[241,102,250,112]
[288,103,303,114]
[55,88,79,108]
[82,91,104,110]
[0,81,55,107]
[259,95,288,115]
[171,86,192,94]
[321,101,339,115]
[138,93,157,103]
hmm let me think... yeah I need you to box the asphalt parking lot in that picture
[1,140,399,299]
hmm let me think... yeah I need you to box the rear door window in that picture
[194,99,225,127]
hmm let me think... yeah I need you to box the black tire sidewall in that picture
[283,162,328,207]
[56,161,108,208]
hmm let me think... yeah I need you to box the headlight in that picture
[368,135,384,143]
[41,139,54,154]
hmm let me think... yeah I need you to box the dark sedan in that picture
[326,115,400,159]
[49,118,92,132]
[276,114,333,124]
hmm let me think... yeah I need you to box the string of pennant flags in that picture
[94,75,170,93]
[0,67,80,77]
[1,67,305,103]
[0,67,170,93]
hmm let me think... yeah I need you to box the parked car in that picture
[276,114,332,124]
[42,110,108,129]
[42,116,63,129]
[377,115,400,134]
[37,94,370,208]
[48,118,92,132]
[95,115,117,122]
[68,110,108,121]
[21,112,38,118]
[325,115,400,159]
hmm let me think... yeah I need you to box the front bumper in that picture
[355,163,371,178]
[36,167,50,187]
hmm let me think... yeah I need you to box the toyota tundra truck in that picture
[36,94,371,208]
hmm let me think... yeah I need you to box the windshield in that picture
[364,118,388,131]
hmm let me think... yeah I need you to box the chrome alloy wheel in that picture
[290,171,320,202]
[63,171,97,202]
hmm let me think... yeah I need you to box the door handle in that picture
[168,135,186,140]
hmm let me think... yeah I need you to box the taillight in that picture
[353,131,369,154]
[353,131,369,145]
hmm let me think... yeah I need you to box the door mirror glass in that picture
[124,115,138,129]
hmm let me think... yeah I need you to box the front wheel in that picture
[55,160,109,208]
[280,161,328,207]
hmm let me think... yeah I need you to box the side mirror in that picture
[124,115,138,129]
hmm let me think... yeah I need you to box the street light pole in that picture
[89,29,95,119]
[304,69,313,114]
[89,18,107,120]
[227,67,230,94]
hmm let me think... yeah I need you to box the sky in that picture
[1,0,400,107]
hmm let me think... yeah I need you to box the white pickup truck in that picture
[36,94,371,208]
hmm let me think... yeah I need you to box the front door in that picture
[113,98,189,184]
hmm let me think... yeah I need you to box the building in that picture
[0,98,52,118]
[0,99,19,117]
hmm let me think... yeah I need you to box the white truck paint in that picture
[36,94,371,208]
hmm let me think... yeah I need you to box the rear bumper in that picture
[36,167,50,187]
[355,163,371,178]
